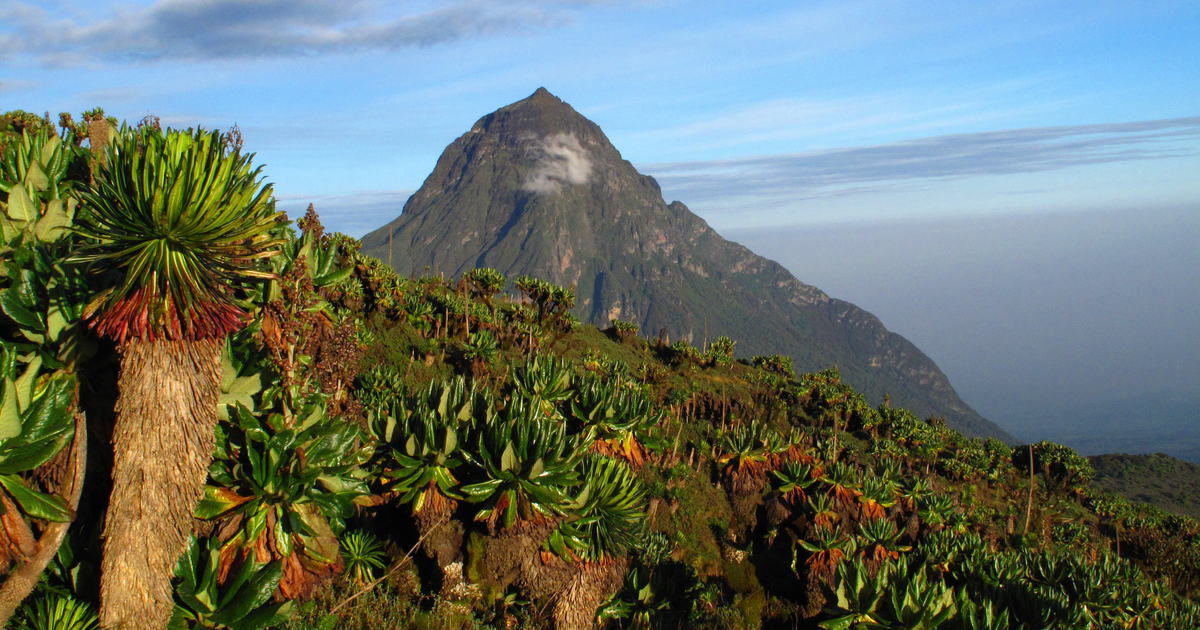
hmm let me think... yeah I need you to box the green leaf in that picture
[273,507,293,557]
[195,485,252,519]
[0,212,19,244]
[0,473,72,521]
[460,479,503,500]
[45,304,67,342]
[174,536,202,600]
[313,265,353,287]
[219,374,263,421]
[35,198,72,241]
[0,378,21,440]
[500,442,517,472]
[233,600,293,630]
[5,184,37,223]
[0,436,69,475]
[1,288,44,333]
[14,354,42,412]
[24,160,48,192]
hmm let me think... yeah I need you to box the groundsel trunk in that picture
[100,338,222,630]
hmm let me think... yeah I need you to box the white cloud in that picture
[644,117,1200,206]
[521,133,593,194]
[0,0,580,65]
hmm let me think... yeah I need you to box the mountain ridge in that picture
[361,88,1014,442]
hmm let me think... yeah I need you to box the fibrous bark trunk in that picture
[100,338,222,630]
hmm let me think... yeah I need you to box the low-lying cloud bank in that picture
[644,117,1200,206]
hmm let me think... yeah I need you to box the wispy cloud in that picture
[0,0,623,65]
[644,117,1200,206]
[522,133,593,194]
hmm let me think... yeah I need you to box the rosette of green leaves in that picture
[512,353,573,417]
[0,128,86,245]
[771,461,816,504]
[168,535,292,630]
[717,422,777,480]
[703,336,735,367]
[513,276,575,325]
[356,365,407,419]
[73,126,283,343]
[0,341,77,524]
[882,556,956,629]
[196,400,371,566]
[460,397,586,528]
[369,378,491,513]
[819,556,891,630]
[464,267,505,305]
[16,593,99,630]
[545,456,647,560]
[261,212,353,303]
[461,330,498,363]
[570,377,663,460]
[751,354,795,379]
[0,128,94,365]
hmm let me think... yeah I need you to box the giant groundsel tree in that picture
[74,126,281,630]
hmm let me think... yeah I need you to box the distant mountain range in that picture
[361,88,1014,442]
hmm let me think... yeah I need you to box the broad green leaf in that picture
[218,374,263,421]
[14,373,73,444]
[23,162,48,193]
[45,304,67,342]
[0,378,21,440]
[39,135,61,164]
[233,600,293,630]
[500,442,517,472]
[209,559,285,626]
[444,426,457,453]
[313,265,353,287]
[0,289,42,333]
[273,507,293,557]
[35,198,71,241]
[5,184,37,223]
[195,485,251,519]
[0,473,72,521]
[173,536,201,599]
[0,436,70,474]
[13,354,42,412]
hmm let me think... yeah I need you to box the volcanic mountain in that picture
[361,88,1013,441]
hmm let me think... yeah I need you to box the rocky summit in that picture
[361,88,1014,441]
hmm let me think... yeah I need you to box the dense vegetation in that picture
[0,110,1197,630]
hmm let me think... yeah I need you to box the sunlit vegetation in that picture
[0,110,1198,630]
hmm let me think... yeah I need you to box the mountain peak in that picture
[361,92,1015,442]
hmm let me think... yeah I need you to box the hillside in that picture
[360,88,1013,442]
[2,111,1198,630]
[1091,452,1200,519]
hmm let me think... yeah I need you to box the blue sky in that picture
[2,0,1197,234]
[3,0,1199,446]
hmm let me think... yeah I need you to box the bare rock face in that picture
[362,88,1013,441]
